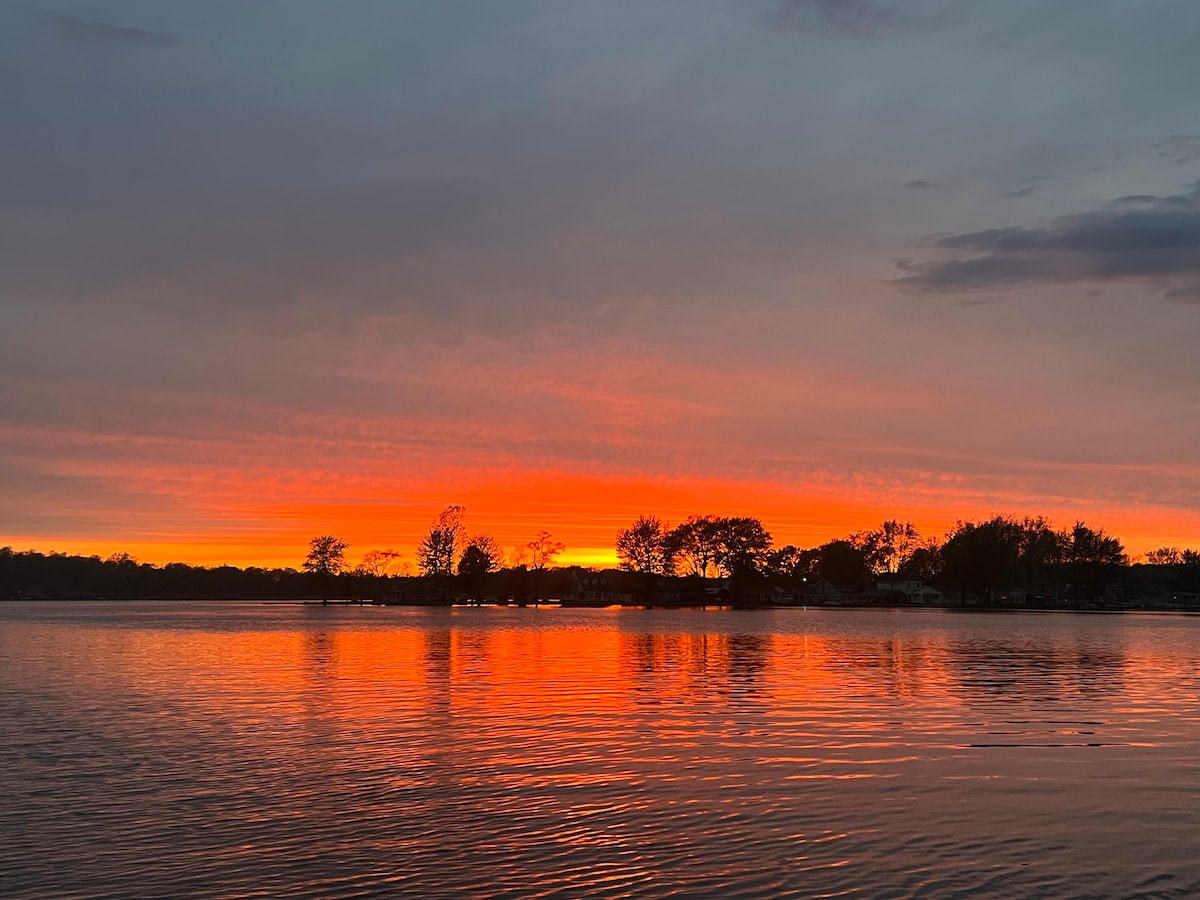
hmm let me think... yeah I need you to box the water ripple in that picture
[3,603,1200,898]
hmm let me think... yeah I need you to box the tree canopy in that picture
[616,515,672,575]
[525,530,565,570]
[303,535,348,577]
[417,505,467,576]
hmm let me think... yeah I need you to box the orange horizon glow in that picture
[5,468,1199,570]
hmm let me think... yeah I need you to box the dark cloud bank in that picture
[895,181,1200,301]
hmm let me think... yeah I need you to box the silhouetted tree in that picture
[900,540,943,582]
[815,539,870,586]
[856,520,921,575]
[417,505,467,576]
[616,515,672,574]
[940,517,1024,602]
[457,538,502,603]
[522,530,565,605]
[1015,516,1063,589]
[1060,521,1125,603]
[356,549,401,577]
[460,534,505,574]
[458,545,493,577]
[525,530,565,570]
[1146,547,1178,565]
[664,515,722,578]
[764,544,807,580]
[1145,547,1198,566]
[713,516,773,577]
[303,535,348,576]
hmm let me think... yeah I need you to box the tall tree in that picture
[417,530,455,577]
[664,515,722,578]
[458,536,503,603]
[459,534,505,575]
[713,516,773,577]
[303,535,348,576]
[356,549,401,577]
[856,520,921,575]
[1016,516,1063,586]
[616,515,671,574]
[900,540,943,582]
[1146,547,1183,566]
[416,505,467,576]
[525,530,565,570]
[764,544,807,580]
[458,545,493,578]
[815,539,870,586]
[940,516,1024,601]
[1059,521,1125,603]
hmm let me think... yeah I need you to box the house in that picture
[877,576,943,605]
[906,584,943,605]
[1170,591,1200,610]
[797,577,838,603]
[386,579,454,605]
[1007,587,1030,605]
[731,586,797,606]
[1004,583,1061,607]
[566,570,636,607]
[794,577,869,606]
[649,578,716,607]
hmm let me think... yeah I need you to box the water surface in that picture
[3,603,1199,898]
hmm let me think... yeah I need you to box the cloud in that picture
[1002,185,1035,199]
[1155,134,1200,166]
[893,182,1200,297]
[906,180,936,189]
[1166,285,1200,304]
[50,14,177,48]
[773,0,902,35]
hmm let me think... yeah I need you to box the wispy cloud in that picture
[1155,134,1200,166]
[894,182,1200,299]
[1002,185,1035,199]
[773,0,902,36]
[50,13,177,48]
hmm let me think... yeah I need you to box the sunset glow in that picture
[3,2,1199,568]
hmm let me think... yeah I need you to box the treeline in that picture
[298,507,566,580]
[613,513,1200,605]
[0,547,390,601]
[0,502,573,601]
[0,544,581,603]
[4,508,1199,605]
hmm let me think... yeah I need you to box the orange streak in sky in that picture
[10,466,1198,570]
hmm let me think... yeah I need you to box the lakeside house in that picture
[386,579,454,605]
[569,571,637,607]
[877,576,943,606]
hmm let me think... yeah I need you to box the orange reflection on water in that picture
[11,604,1200,900]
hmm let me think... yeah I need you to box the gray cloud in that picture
[1166,286,1200,304]
[50,13,178,48]
[1002,185,1035,199]
[1155,134,1200,166]
[773,0,901,35]
[894,182,1200,297]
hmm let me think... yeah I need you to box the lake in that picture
[2,602,1199,898]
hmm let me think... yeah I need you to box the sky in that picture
[2,0,1200,569]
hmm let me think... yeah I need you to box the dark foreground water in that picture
[3,603,1200,898]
